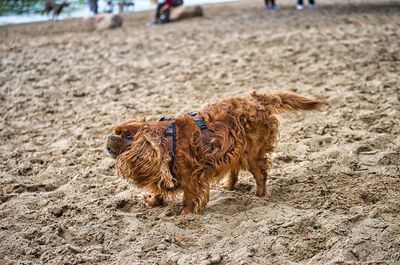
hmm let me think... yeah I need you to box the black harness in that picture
[160,113,211,179]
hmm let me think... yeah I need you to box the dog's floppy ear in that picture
[116,128,175,193]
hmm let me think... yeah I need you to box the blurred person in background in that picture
[264,0,277,12]
[148,0,183,26]
[88,0,99,14]
[105,1,114,13]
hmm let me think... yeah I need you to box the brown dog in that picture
[106,91,325,214]
[43,0,70,20]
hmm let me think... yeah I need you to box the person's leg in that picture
[297,0,304,9]
[93,0,98,14]
[158,5,171,24]
[155,3,164,21]
[309,0,315,5]
[264,0,277,10]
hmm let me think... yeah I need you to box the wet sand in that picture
[1,0,400,264]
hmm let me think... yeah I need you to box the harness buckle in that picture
[196,119,207,130]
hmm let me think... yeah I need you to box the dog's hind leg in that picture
[222,168,240,191]
[249,157,271,197]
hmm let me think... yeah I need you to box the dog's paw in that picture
[222,181,236,191]
[144,194,165,207]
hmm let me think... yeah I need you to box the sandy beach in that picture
[1,0,400,264]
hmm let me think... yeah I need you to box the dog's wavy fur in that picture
[108,91,325,214]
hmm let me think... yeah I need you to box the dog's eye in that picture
[124,134,133,141]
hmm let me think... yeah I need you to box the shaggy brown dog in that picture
[106,91,325,214]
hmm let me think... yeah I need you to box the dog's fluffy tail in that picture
[251,91,326,113]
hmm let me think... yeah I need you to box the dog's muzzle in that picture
[106,134,121,159]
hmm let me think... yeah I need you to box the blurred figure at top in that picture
[264,0,277,12]
[118,1,135,13]
[88,0,99,14]
[105,1,114,13]
[296,0,316,10]
[148,0,183,26]
[43,0,70,20]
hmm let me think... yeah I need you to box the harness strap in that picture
[164,122,177,179]
[161,113,212,179]
[188,112,212,150]
[194,117,212,148]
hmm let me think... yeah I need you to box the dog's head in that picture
[106,120,143,159]
[106,120,175,193]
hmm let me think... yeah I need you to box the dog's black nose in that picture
[107,147,114,154]
[108,135,117,142]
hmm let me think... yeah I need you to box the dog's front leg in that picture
[181,187,196,214]
[181,176,210,214]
